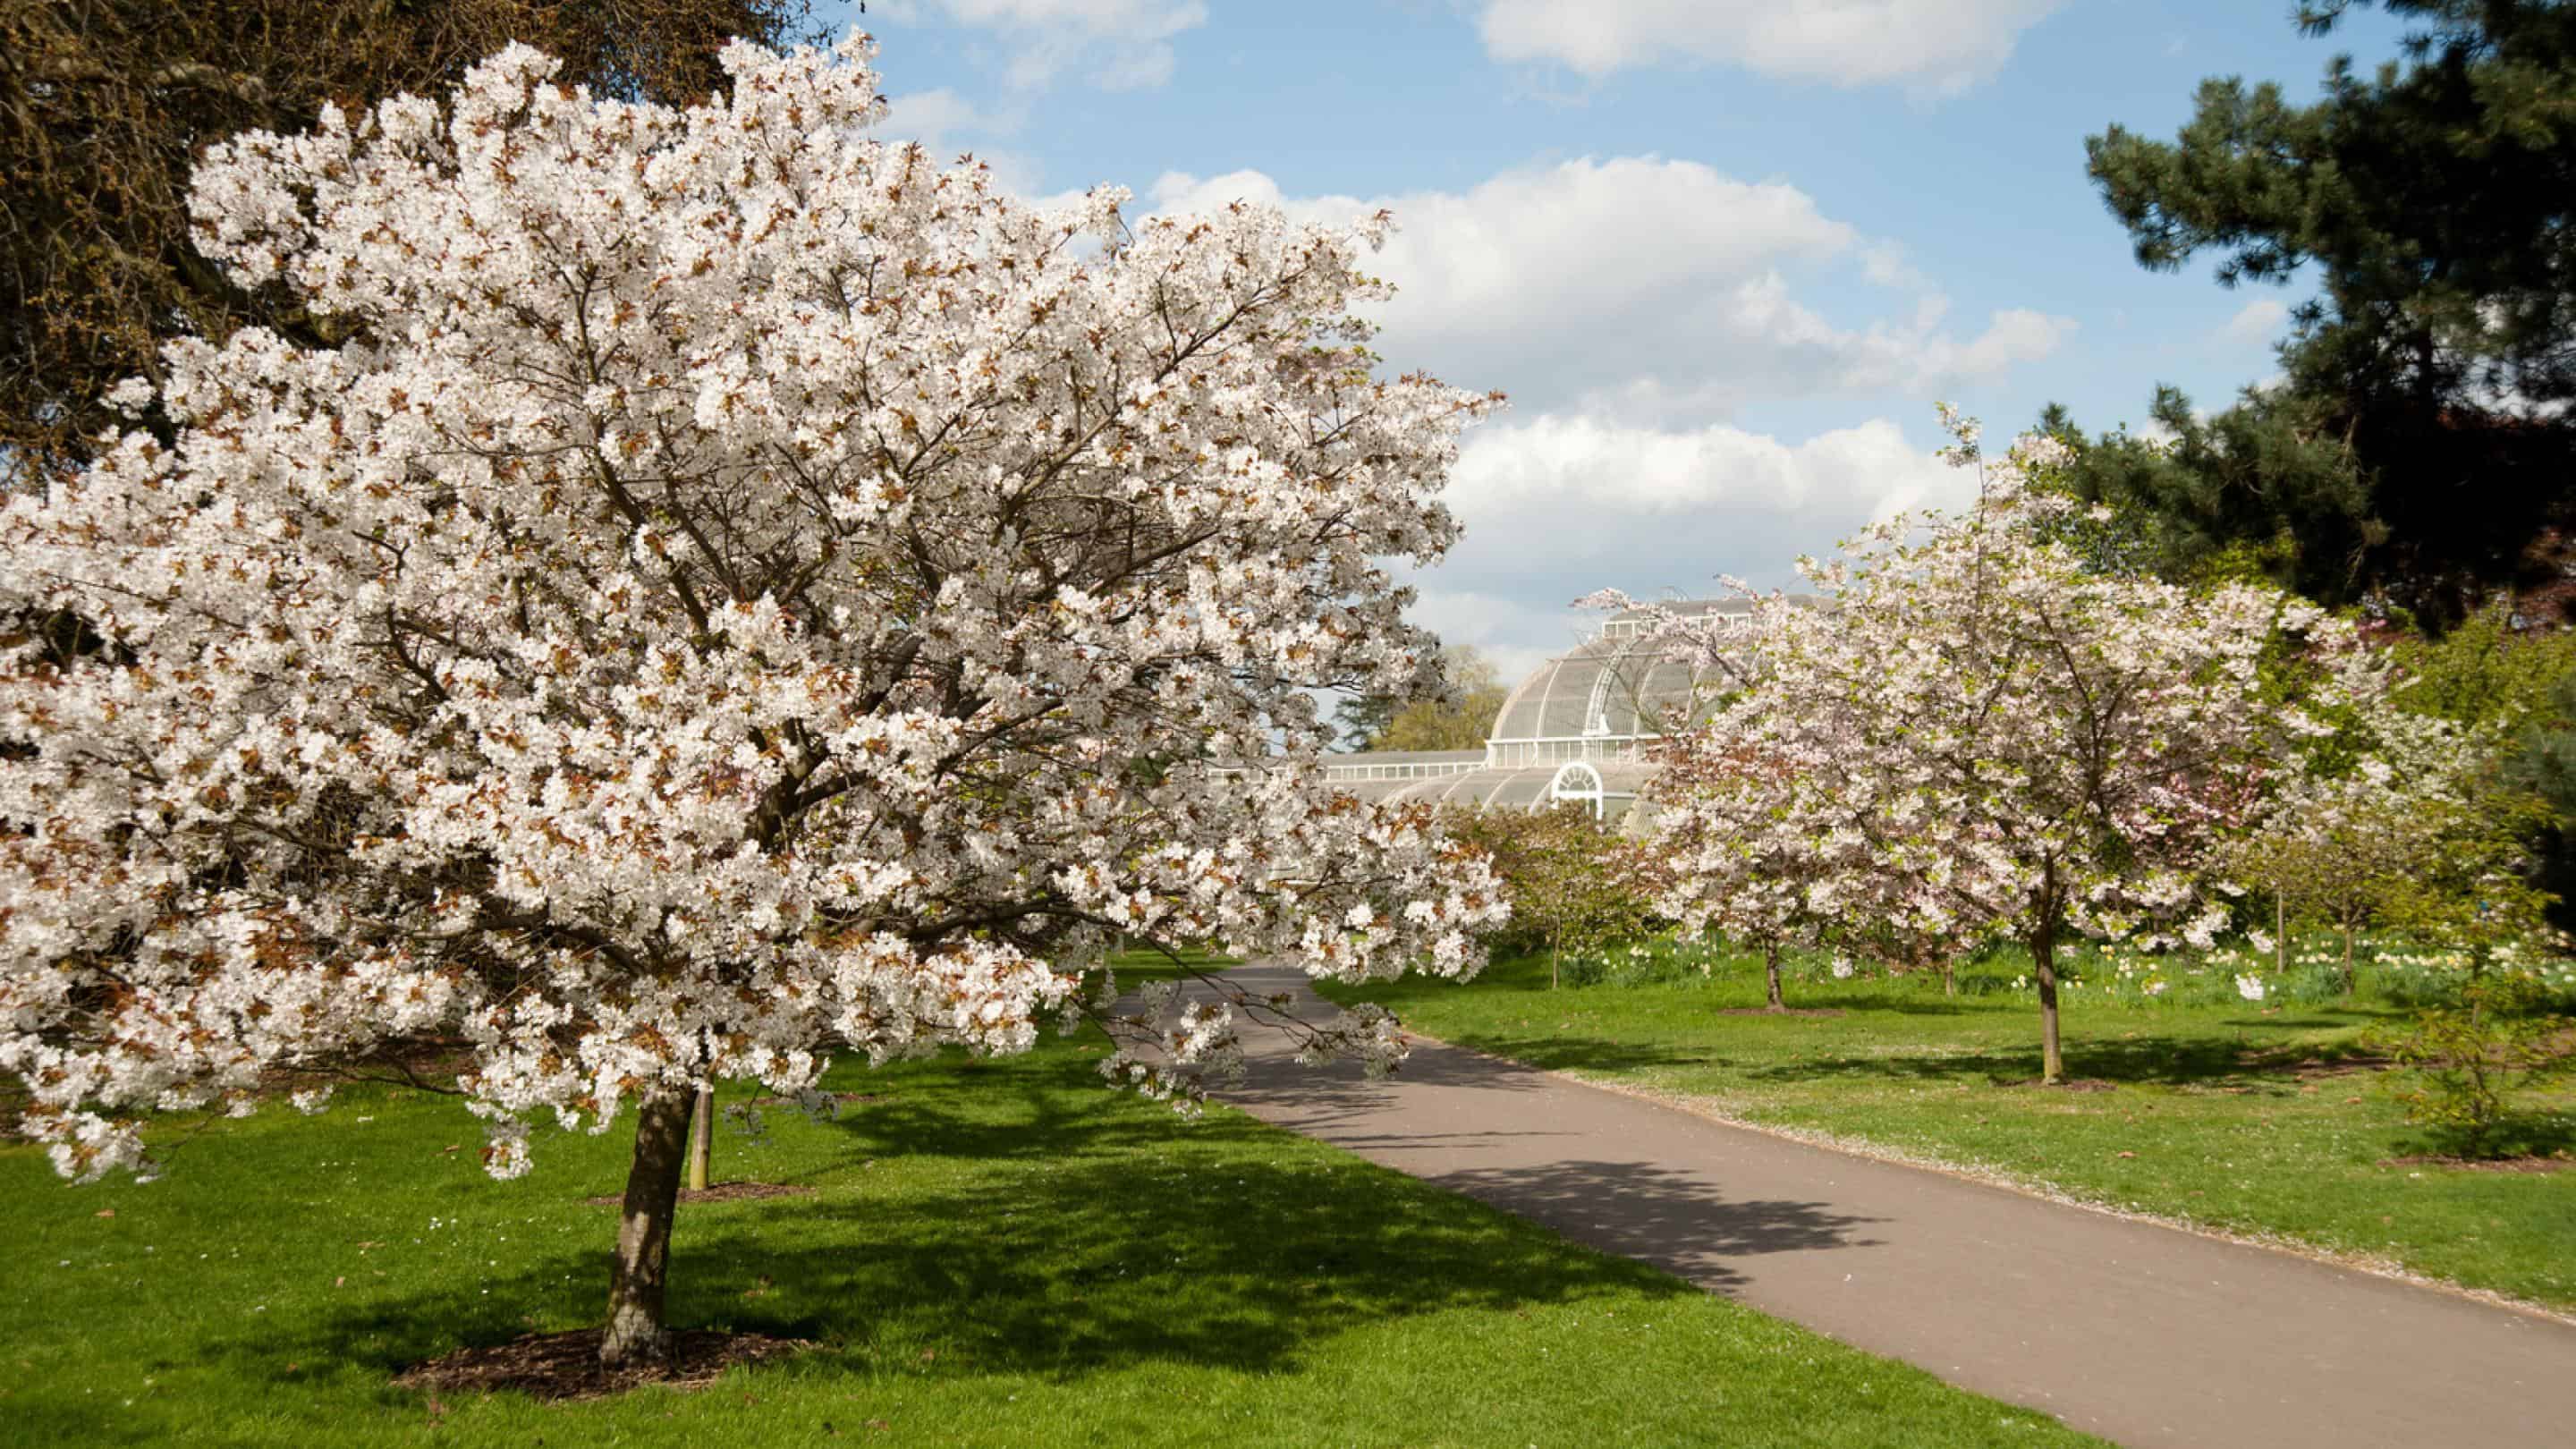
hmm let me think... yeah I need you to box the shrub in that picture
[2377,972,2576,1157]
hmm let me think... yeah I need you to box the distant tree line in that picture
[1335,644,1509,752]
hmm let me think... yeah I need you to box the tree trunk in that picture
[686,1085,714,1193]
[2275,887,2285,974]
[602,1088,692,1368]
[2339,920,2357,995]
[2031,915,2063,1086]
[1941,956,1955,997]
[1764,941,1784,1011]
[1551,939,1560,990]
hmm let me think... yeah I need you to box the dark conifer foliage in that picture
[2072,2,2576,625]
[0,0,813,484]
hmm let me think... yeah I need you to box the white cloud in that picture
[878,88,1043,191]
[1145,158,2073,422]
[1402,590,1594,683]
[1397,413,1974,667]
[872,0,1207,90]
[1936,307,2077,375]
[1129,152,2068,671]
[2216,298,2289,349]
[1130,157,2062,666]
[1475,0,2065,96]
[881,88,1004,150]
[1449,413,1965,530]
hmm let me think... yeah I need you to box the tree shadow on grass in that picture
[2217,1013,2386,1030]
[2389,1111,2576,1163]
[173,1055,1828,1422]
[1839,1000,1975,1017]
[1401,1034,1732,1079]
[1741,1031,2378,1092]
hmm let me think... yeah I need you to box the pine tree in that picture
[2074,1,2576,624]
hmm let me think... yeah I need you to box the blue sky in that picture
[831,1,2415,674]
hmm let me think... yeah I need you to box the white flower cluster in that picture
[1615,412,2358,984]
[1291,1001,1409,1079]
[0,35,1504,1180]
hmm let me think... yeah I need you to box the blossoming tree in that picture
[2224,699,2491,990]
[1614,414,2335,1082]
[1638,729,1870,1011]
[1442,804,1650,990]
[0,36,1506,1367]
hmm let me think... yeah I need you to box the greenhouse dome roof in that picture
[1318,597,1784,825]
[1486,600,1750,746]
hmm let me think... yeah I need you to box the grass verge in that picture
[1,1021,2102,1447]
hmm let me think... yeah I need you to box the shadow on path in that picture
[1424,1157,1885,1292]
[1203,962,2576,1449]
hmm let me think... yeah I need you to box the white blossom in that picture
[1612,413,2346,1074]
[0,35,1505,1181]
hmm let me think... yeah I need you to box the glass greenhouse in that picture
[1322,597,1762,827]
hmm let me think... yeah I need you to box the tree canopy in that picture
[2072,0,2576,623]
[0,0,815,485]
[1440,803,1648,990]
[0,37,1504,1365]
[1620,415,2349,1082]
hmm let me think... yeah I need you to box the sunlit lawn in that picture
[0,1009,2103,1448]
[1325,944,2576,1309]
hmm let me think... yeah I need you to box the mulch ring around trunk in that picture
[395,1327,808,1402]
[2379,1153,2575,1174]
[1714,1007,1847,1018]
[582,1182,817,1207]
[2000,1077,2119,1091]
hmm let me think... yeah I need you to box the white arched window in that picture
[1545,759,1606,819]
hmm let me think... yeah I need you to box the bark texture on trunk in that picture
[1764,941,1784,1011]
[686,1085,715,1193]
[2031,913,2063,1085]
[601,1088,692,1368]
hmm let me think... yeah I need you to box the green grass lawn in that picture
[0,1020,2104,1448]
[1323,945,2576,1310]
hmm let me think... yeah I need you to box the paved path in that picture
[1202,962,2576,1449]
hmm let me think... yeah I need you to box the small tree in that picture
[0,38,1505,1369]
[2380,856,2565,1149]
[1608,411,2342,1082]
[1446,805,1651,989]
[1643,733,1869,1010]
[2369,768,2571,1155]
[2224,706,2488,989]
[1377,647,1511,752]
[2383,970,2574,1156]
